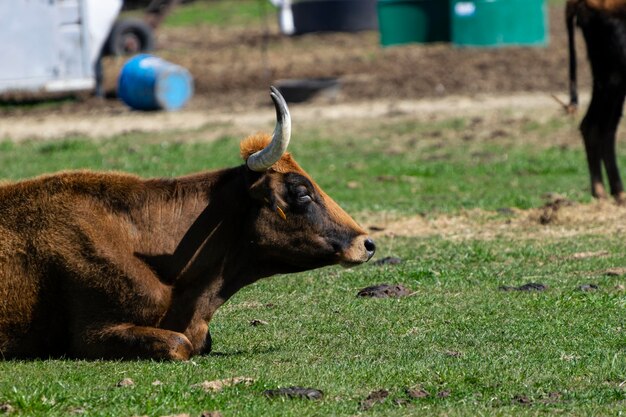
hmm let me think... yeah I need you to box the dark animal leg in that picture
[73,324,193,360]
[581,82,626,202]
[580,123,607,198]
[602,128,625,203]
[580,88,609,199]
[600,87,626,203]
[180,319,212,355]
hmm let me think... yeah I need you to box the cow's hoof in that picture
[168,334,194,361]
[592,182,608,199]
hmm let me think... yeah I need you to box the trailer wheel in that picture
[104,18,155,56]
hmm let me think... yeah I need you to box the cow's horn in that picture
[247,86,291,172]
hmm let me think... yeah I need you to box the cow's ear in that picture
[247,172,270,201]
[248,172,289,220]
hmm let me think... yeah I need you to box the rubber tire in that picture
[104,18,155,56]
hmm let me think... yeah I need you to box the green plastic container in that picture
[378,0,450,46]
[451,0,548,47]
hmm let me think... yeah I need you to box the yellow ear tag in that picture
[276,206,287,221]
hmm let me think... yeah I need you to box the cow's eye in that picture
[294,185,312,204]
[297,194,312,204]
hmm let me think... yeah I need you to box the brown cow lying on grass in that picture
[567,0,626,201]
[0,87,376,360]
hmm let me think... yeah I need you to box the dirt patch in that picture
[372,256,403,266]
[0,5,593,138]
[0,90,582,141]
[569,250,610,260]
[512,394,532,405]
[356,284,413,298]
[604,268,626,276]
[263,387,323,400]
[373,199,626,241]
[406,387,430,399]
[437,389,451,398]
[578,284,599,291]
[359,389,389,411]
[141,5,589,109]
[200,412,223,417]
[192,377,254,393]
[539,196,575,225]
[116,378,135,387]
[539,392,563,404]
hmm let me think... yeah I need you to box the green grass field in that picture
[0,108,624,416]
[162,0,275,28]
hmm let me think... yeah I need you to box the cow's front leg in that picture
[73,323,193,361]
[183,319,212,355]
[177,293,227,355]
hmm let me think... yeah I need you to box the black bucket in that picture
[291,0,378,35]
[274,78,340,103]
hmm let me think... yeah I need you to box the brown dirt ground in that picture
[0,4,596,142]
[0,4,590,117]
[0,91,585,141]
[152,3,590,108]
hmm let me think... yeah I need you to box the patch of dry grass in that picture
[370,199,626,241]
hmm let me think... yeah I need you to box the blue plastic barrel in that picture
[118,54,193,111]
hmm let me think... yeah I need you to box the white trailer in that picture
[0,0,122,96]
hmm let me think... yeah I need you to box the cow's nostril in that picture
[364,238,376,256]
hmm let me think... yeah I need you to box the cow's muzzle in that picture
[339,235,376,267]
